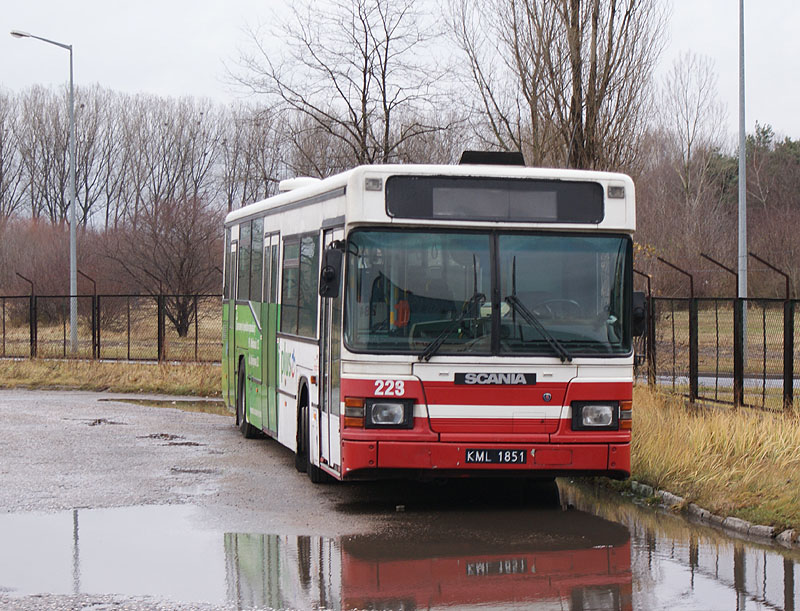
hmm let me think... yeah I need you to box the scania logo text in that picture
[455,373,536,385]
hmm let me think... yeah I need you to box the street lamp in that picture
[11,29,78,353]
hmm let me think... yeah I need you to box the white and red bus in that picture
[222,153,643,482]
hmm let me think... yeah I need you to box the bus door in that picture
[319,228,343,473]
[226,240,238,407]
[262,234,280,434]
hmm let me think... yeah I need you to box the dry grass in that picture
[0,359,221,397]
[632,386,800,530]
[104,398,229,416]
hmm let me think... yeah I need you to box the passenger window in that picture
[250,218,264,302]
[237,221,252,301]
[297,235,319,337]
[281,240,300,333]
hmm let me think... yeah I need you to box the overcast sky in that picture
[2,1,799,139]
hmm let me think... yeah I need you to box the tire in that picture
[237,365,259,439]
[307,417,324,484]
[294,403,308,473]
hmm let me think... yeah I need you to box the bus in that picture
[222,153,644,483]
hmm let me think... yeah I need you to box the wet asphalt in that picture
[0,389,404,534]
[0,389,566,610]
[4,389,799,611]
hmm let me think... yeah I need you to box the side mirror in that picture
[632,291,647,337]
[319,245,343,298]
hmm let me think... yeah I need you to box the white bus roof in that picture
[224,163,634,229]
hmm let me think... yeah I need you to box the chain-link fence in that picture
[0,294,221,363]
[0,296,33,358]
[643,297,797,411]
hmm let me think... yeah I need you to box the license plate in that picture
[465,448,527,464]
[466,558,529,577]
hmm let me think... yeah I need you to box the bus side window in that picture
[223,228,231,299]
[281,240,300,333]
[250,218,264,303]
[270,242,279,303]
[297,234,319,337]
[237,221,252,301]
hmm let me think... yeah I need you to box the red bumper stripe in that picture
[341,440,629,473]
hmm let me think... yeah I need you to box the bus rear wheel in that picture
[237,366,259,439]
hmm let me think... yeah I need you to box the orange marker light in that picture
[344,397,365,428]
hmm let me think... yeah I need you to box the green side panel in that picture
[222,300,237,409]
[235,302,264,431]
[262,302,280,434]
[222,301,230,406]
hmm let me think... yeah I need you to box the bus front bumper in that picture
[340,440,630,479]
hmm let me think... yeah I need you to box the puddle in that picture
[0,486,798,610]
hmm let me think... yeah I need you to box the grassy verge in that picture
[0,359,221,398]
[632,386,800,531]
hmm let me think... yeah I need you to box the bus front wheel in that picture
[237,366,259,439]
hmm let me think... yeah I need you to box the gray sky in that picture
[3,1,799,139]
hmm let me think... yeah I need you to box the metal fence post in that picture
[126,297,131,361]
[689,298,699,402]
[733,298,744,406]
[95,295,101,359]
[157,294,165,362]
[194,295,199,362]
[31,295,38,358]
[784,300,794,410]
[91,294,97,359]
[648,296,656,386]
[29,294,35,358]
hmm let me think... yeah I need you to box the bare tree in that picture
[95,90,128,229]
[16,86,70,222]
[103,196,224,336]
[659,51,728,211]
[219,104,284,211]
[234,0,451,173]
[631,52,735,296]
[450,0,667,170]
[0,90,25,220]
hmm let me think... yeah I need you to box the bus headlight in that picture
[365,399,414,429]
[571,402,619,431]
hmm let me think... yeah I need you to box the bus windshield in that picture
[344,229,631,357]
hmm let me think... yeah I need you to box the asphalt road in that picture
[0,389,562,610]
[4,389,795,611]
[0,389,413,535]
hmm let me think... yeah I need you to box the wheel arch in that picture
[296,376,310,448]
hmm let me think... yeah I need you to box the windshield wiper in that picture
[418,292,485,362]
[504,295,573,363]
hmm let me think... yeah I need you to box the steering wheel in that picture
[533,299,582,319]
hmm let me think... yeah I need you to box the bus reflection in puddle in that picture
[224,509,632,611]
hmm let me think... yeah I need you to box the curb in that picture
[628,480,798,549]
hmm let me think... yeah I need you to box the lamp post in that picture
[738,0,748,367]
[11,29,78,353]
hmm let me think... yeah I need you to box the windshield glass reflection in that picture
[343,229,632,357]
